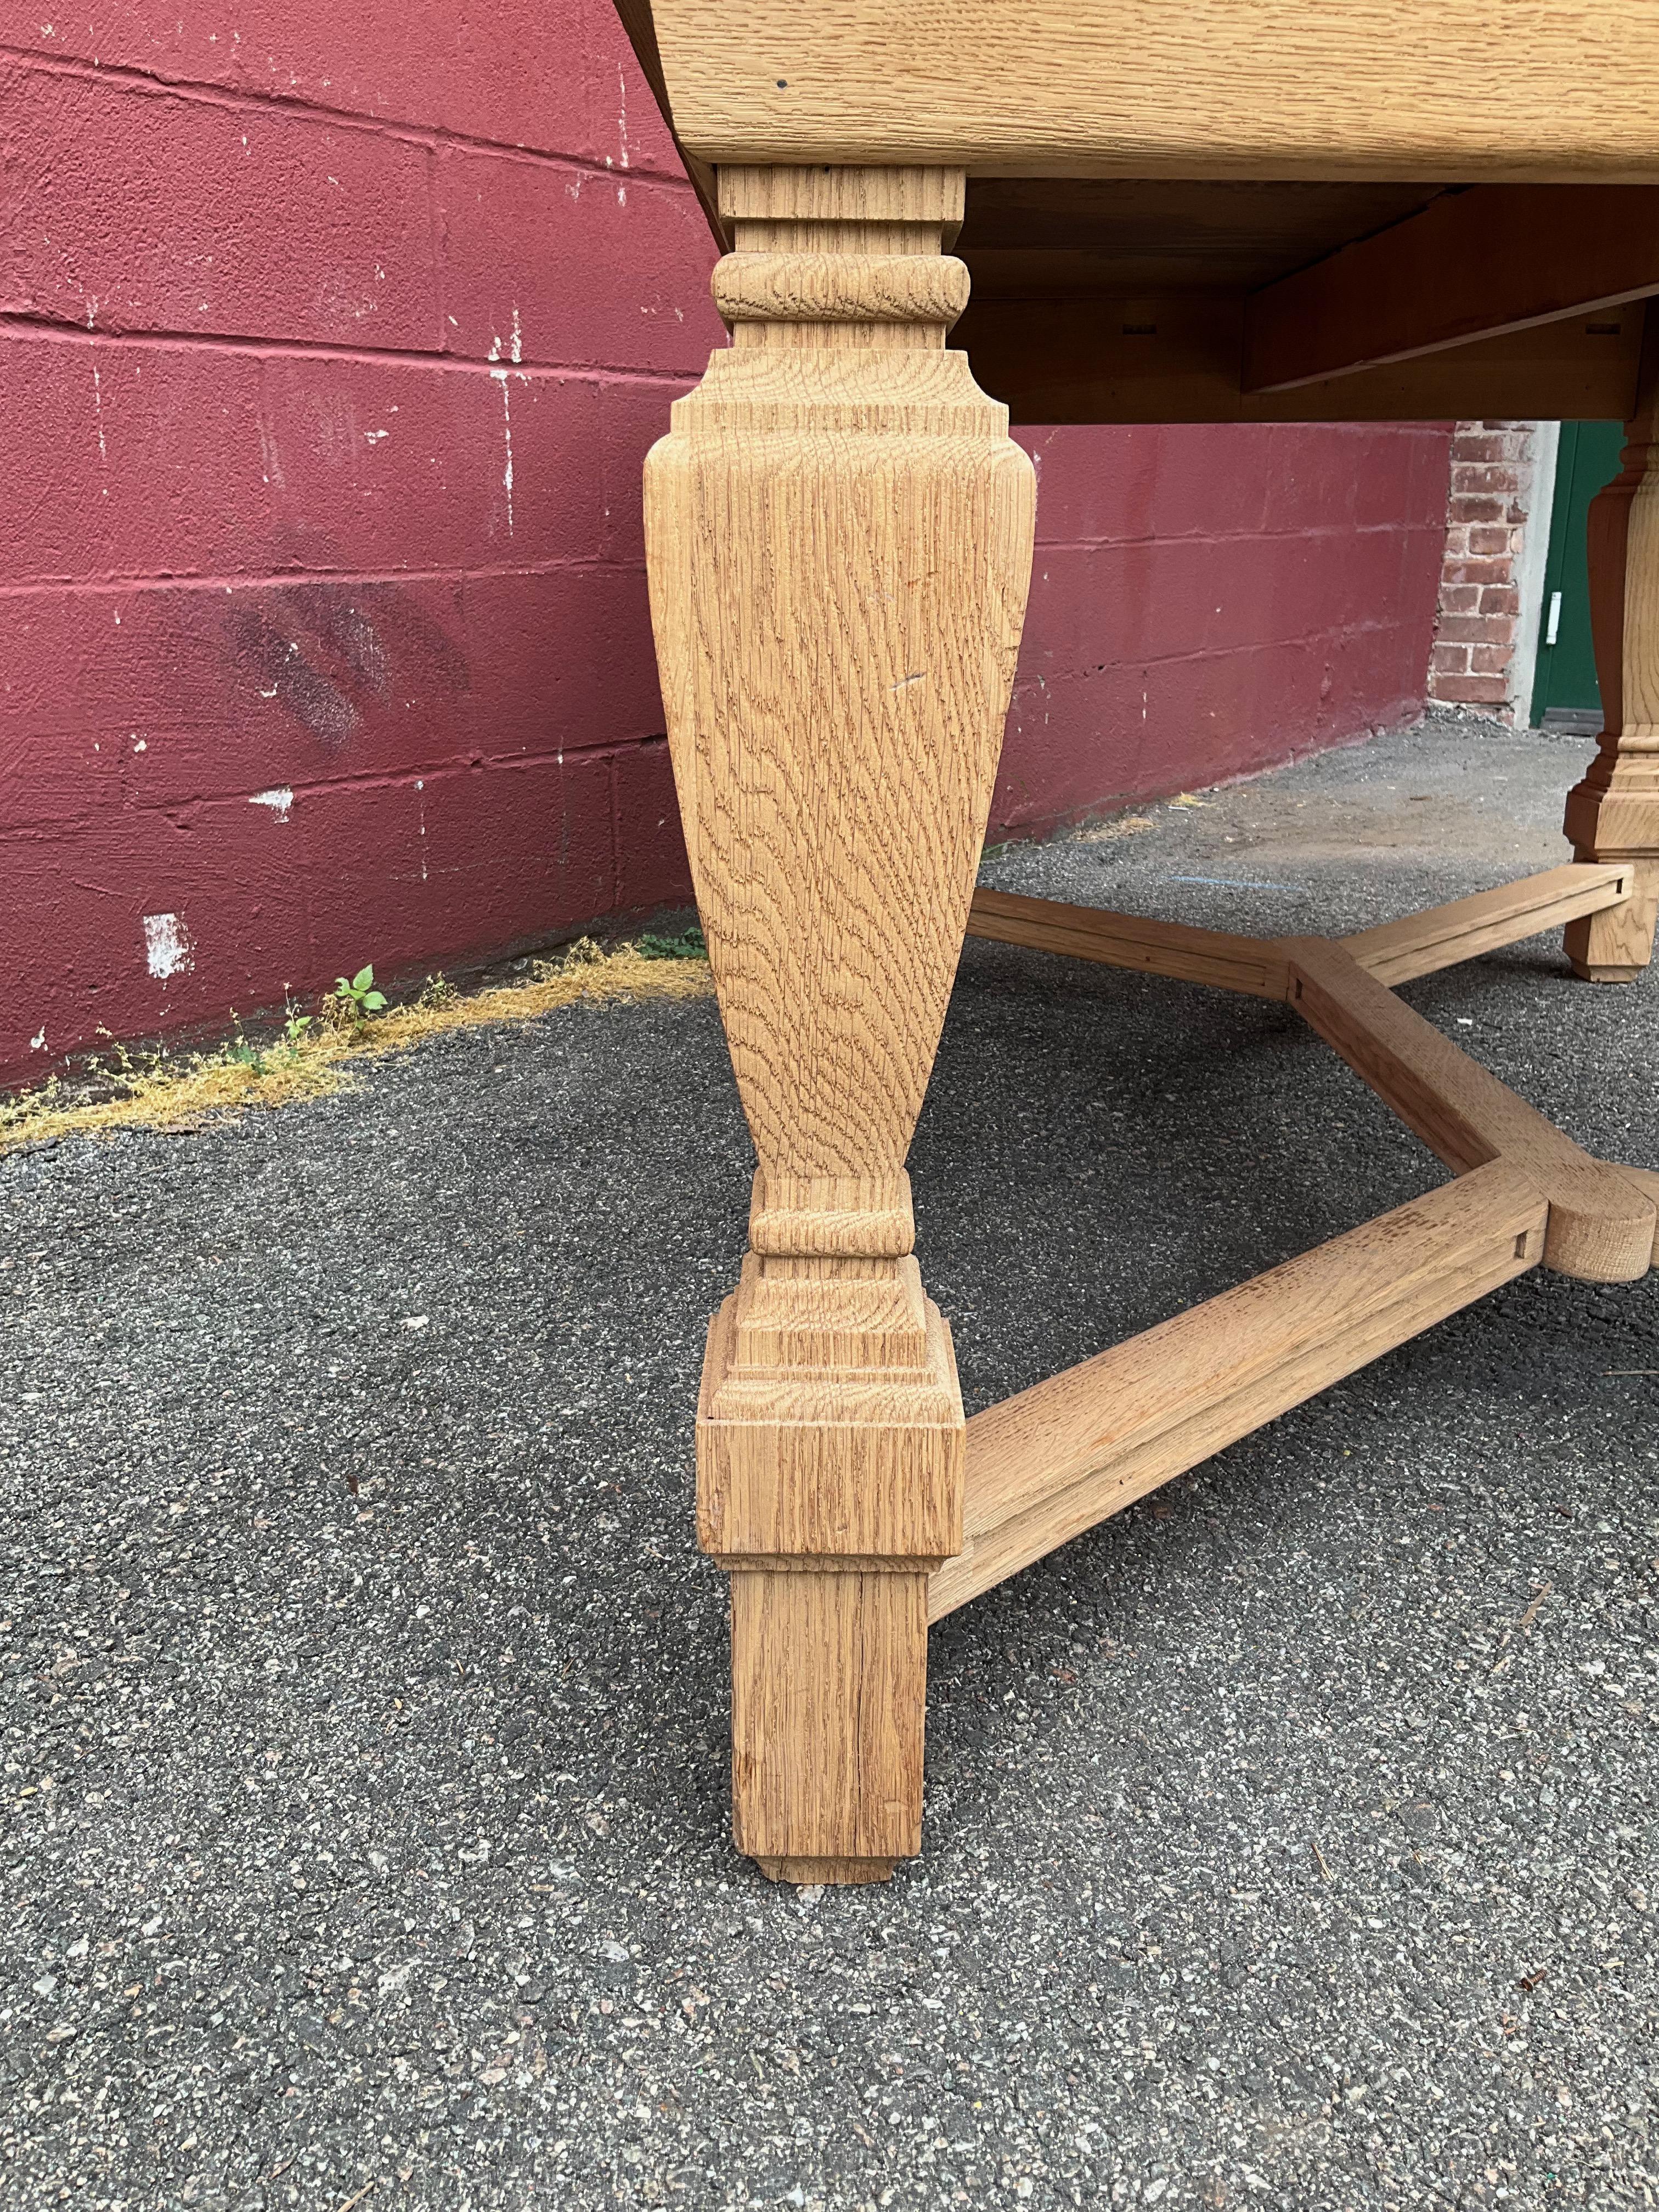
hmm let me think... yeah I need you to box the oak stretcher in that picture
[612,0,1659,1882]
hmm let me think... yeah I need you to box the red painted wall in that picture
[997,421,1451,834]
[0,1,1451,1090]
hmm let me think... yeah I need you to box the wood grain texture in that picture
[1282,939,1657,1280]
[755,1855,898,1883]
[1612,1165,1659,1263]
[930,1164,1547,1621]
[714,250,973,328]
[645,165,1035,1880]
[1342,864,1633,986]
[967,887,1288,998]
[1565,331,1659,978]
[696,1276,964,1562]
[1244,186,1659,392]
[747,1168,914,1256]
[648,183,1032,1193]
[730,1567,927,1870]
[639,1,1659,181]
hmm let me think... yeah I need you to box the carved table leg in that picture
[645,165,1034,1882]
[1564,351,1659,981]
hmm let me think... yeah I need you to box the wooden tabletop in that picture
[615,0,1659,424]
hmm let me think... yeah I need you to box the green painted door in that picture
[1528,421,1625,727]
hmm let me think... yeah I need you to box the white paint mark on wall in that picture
[510,307,522,365]
[257,414,285,490]
[363,428,388,444]
[249,786,294,821]
[490,369,515,534]
[30,1027,46,1052]
[91,361,108,482]
[345,605,387,698]
[416,777,428,882]
[143,912,194,981]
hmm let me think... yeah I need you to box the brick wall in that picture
[1427,420,1540,719]
[0,0,1452,1090]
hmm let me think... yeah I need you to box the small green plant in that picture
[416,972,458,1011]
[214,1002,315,1079]
[322,964,387,1031]
[217,1025,276,1080]
[222,1017,273,1077]
[636,924,707,961]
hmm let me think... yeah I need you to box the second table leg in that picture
[1566,356,1659,981]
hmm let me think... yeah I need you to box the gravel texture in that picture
[3,713,1656,2211]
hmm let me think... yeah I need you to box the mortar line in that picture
[0,558,647,601]
[0,313,707,386]
[0,736,669,840]
[0,41,693,186]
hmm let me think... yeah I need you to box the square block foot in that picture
[1568,958,1645,984]
[755,1855,897,1886]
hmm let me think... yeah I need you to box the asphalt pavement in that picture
[3,712,1656,2210]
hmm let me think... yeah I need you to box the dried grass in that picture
[1073,812,1154,845]
[0,940,714,1160]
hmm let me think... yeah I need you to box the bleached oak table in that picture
[612,0,1659,1883]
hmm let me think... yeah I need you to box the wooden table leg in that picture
[645,164,1035,1882]
[1565,346,1659,981]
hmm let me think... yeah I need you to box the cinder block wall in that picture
[0,0,1451,1088]
[1,0,719,1086]
[995,421,1452,834]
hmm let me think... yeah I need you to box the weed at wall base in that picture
[0,940,713,1159]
